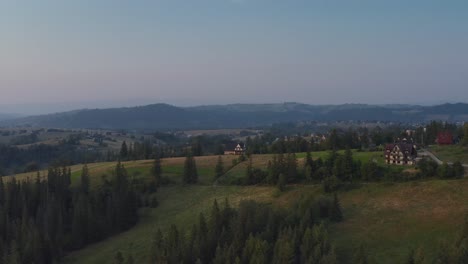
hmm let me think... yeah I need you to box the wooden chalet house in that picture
[384,142,417,165]
[224,143,245,155]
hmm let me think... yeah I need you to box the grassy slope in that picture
[333,180,468,263]
[428,145,468,164]
[64,185,298,264]
[63,179,468,264]
[7,151,465,263]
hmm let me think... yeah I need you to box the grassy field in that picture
[7,151,462,263]
[62,179,468,264]
[63,185,292,264]
[333,180,468,263]
[4,155,239,186]
[428,145,468,164]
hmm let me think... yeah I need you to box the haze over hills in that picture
[0,113,23,122]
[1,102,467,131]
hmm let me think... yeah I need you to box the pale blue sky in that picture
[1,0,467,113]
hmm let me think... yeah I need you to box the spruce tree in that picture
[152,156,162,188]
[80,164,90,194]
[183,153,198,184]
[114,251,124,264]
[246,157,253,185]
[120,141,128,159]
[462,123,468,146]
[286,153,297,183]
[277,173,286,192]
[353,244,369,264]
[215,156,224,180]
[453,161,465,178]
[330,193,343,222]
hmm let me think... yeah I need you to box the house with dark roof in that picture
[384,142,417,165]
[224,142,245,155]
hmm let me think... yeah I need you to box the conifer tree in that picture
[277,173,286,192]
[246,157,253,185]
[80,164,90,194]
[120,141,128,159]
[330,193,343,222]
[273,230,295,264]
[152,155,162,188]
[353,244,369,264]
[453,161,465,178]
[343,148,354,182]
[183,153,198,184]
[462,123,468,146]
[286,153,297,183]
[114,251,124,264]
[215,156,224,180]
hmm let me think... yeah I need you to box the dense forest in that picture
[0,162,139,264]
[143,194,343,264]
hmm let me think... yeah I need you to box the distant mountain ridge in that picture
[0,113,23,122]
[1,103,467,130]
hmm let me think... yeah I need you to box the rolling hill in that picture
[2,103,468,130]
[5,152,467,263]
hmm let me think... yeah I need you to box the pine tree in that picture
[215,156,224,180]
[300,228,314,263]
[286,153,297,183]
[353,244,369,264]
[120,141,128,159]
[152,156,162,188]
[80,164,90,194]
[277,173,286,192]
[330,193,343,222]
[183,153,198,184]
[328,129,340,150]
[114,251,124,264]
[246,157,253,185]
[453,161,465,178]
[462,123,468,146]
[273,230,295,264]
[343,148,354,182]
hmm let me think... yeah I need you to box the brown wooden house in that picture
[385,143,417,165]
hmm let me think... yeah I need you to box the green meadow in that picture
[5,150,467,263]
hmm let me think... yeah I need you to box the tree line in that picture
[235,150,465,192]
[0,162,140,264]
[144,193,343,264]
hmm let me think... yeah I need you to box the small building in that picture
[224,143,245,155]
[436,131,453,145]
[385,142,417,165]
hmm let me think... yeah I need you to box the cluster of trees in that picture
[238,150,369,192]
[147,193,343,264]
[0,143,104,176]
[0,162,139,264]
[245,126,408,155]
[414,121,461,145]
[417,159,465,179]
[240,149,464,192]
[463,123,468,146]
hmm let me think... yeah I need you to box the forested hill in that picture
[2,103,468,130]
[0,113,22,121]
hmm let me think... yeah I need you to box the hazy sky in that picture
[1,0,468,113]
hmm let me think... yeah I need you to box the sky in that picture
[1,0,468,114]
